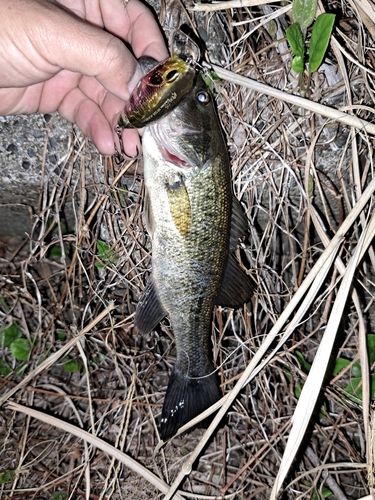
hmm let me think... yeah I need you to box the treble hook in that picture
[114,126,140,164]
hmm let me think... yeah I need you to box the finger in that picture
[98,0,169,61]
[57,86,116,154]
[37,70,82,112]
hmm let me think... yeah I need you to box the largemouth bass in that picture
[134,64,253,440]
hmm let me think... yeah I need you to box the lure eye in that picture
[196,90,211,105]
[164,69,179,82]
[149,71,164,86]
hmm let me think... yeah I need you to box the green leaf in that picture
[332,357,351,376]
[295,383,303,399]
[286,23,304,59]
[292,0,317,33]
[50,245,63,258]
[96,240,118,268]
[0,360,11,376]
[351,361,361,378]
[51,492,67,500]
[10,338,31,361]
[292,55,305,73]
[62,358,82,373]
[0,470,15,484]
[97,240,110,256]
[308,13,335,73]
[57,331,66,341]
[312,485,333,500]
[267,19,278,39]
[344,373,375,405]
[292,0,317,34]
[201,73,221,93]
[0,296,10,312]
[367,334,375,365]
[0,323,22,347]
[295,350,311,373]
[286,24,305,73]
[321,486,333,498]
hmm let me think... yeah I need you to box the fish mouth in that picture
[161,146,189,168]
[151,121,201,169]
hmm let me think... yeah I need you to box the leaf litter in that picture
[1,0,375,498]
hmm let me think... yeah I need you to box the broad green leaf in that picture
[0,360,11,376]
[97,240,110,256]
[292,56,305,73]
[50,245,63,258]
[309,14,335,73]
[351,361,361,378]
[292,0,317,33]
[286,23,305,73]
[313,486,333,499]
[62,358,82,373]
[57,331,66,341]
[332,357,351,376]
[345,373,375,405]
[10,338,31,361]
[0,323,22,347]
[0,470,15,484]
[292,56,304,73]
[321,486,333,498]
[286,23,304,59]
[344,376,363,403]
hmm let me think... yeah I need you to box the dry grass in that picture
[1,0,375,498]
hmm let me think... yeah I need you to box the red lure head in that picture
[117,54,196,129]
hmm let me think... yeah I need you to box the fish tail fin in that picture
[160,367,221,440]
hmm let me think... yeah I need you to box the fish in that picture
[117,54,196,129]
[134,62,253,440]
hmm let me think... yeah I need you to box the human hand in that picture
[0,0,168,156]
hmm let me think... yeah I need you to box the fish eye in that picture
[149,71,164,86]
[196,90,211,105]
[165,69,179,82]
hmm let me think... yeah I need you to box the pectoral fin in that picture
[216,255,253,308]
[135,277,166,334]
[167,179,191,237]
[144,189,155,238]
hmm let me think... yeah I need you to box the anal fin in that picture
[135,277,166,335]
